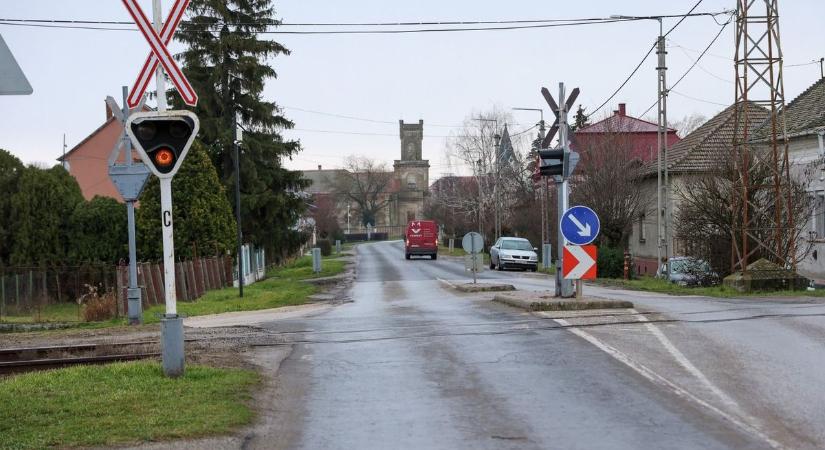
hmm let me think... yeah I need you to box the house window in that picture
[813,194,825,240]
[639,214,647,243]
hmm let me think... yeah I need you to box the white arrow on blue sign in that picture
[560,205,600,245]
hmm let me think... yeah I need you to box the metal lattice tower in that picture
[732,0,795,272]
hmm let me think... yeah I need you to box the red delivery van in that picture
[405,220,438,260]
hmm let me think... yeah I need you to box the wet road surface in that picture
[258,241,770,450]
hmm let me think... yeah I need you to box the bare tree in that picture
[675,148,816,276]
[439,107,535,243]
[331,156,393,227]
[672,113,708,138]
[570,127,651,248]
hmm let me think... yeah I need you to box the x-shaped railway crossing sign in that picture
[540,86,579,149]
[122,0,198,108]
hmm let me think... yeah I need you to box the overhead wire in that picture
[637,15,732,118]
[585,0,710,119]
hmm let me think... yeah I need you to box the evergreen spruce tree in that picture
[68,196,128,264]
[8,165,84,266]
[571,105,590,132]
[137,142,236,260]
[174,0,308,260]
[0,149,24,265]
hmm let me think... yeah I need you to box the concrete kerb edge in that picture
[492,292,634,311]
[436,278,516,293]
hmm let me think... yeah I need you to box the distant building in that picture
[574,103,680,163]
[58,101,149,201]
[303,120,430,233]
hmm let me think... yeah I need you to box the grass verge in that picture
[437,245,490,264]
[0,302,83,324]
[595,276,825,298]
[0,361,258,450]
[2,252,351,329]
[143,255,348,323]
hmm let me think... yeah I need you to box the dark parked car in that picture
[657,257,719,286]
[490,237,538,271]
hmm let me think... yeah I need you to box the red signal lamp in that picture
[153,148,175,167]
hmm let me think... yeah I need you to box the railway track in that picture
[0,341,162,375]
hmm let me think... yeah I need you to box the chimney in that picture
[618,103,627,116]
[317,165,322,171]
[105,101,113,120]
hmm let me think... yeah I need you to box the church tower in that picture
[392,120,430,225]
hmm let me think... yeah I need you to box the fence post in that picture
[28,270,33,309]
[16,273,20,309]
[312,248,322,274]
[42,270,47,305]
[1,274,4,319]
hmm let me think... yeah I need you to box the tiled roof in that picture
[577,114,675,134]
[778,76,825,137]
[641,102,769,177]
[750,77,825,141]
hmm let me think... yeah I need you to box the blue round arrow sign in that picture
[560,205,600,245]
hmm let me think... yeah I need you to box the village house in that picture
[573,103,680,163]
[628,102,769,276]
[57,101,150,201]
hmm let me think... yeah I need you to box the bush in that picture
[316,239,332,256]
[78,285,117,322]
[597,246,626,279]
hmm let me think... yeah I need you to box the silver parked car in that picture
[657,256,719,286]
[490,237,538,271]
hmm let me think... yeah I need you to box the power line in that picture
[670,89,728,107]
[585,0,713,119]
[283,106,469,128]
[638,16,731,118]
[0,11,729,35]
[0,13,726,28]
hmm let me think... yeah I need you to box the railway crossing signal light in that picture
[538,148,578,179]
[538,149,564,177]
[125,110,199,179]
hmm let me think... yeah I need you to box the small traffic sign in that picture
[0,34,32,95]
[563,245,597,280]
[122,0,198,107]
[462,232,484,254]
[560,205,600,245]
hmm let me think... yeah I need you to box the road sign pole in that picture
[556,83,575,298]
[159,177,184,377]
[152,0,167,112]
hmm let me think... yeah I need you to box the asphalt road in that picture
[251,240,803,450]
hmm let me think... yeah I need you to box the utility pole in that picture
[61,134,67,170]
[612,14,670,276]
[493,133,501,241]
[233,118,244,298]
[474,117,498,241]
[656,17,671,278]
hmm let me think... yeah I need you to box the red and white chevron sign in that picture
[122,0,198,107]
[563,245,597,280]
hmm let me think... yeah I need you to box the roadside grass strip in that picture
[596,277,825,298]
[2,253,350,329]
[0,361,258,450]
[143,256,347,323]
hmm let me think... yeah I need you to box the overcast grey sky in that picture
[1,1,823,179]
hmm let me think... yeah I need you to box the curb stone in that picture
[493,292,633,311]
